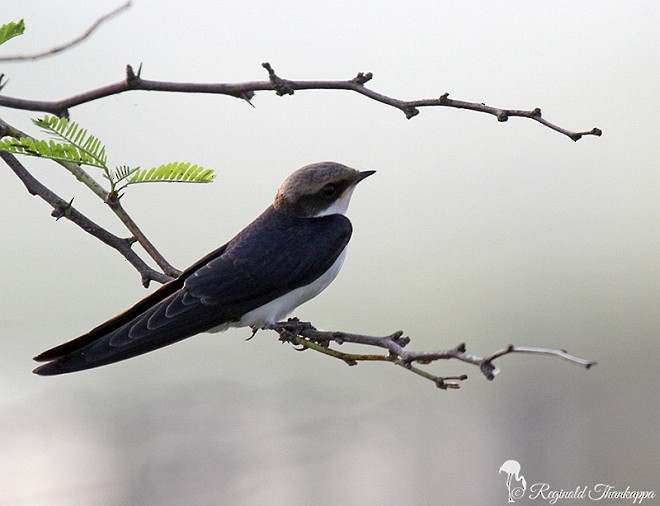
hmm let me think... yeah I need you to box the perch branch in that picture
[270,320,596,390]
[0,63,601,141]
[0,2,131,62]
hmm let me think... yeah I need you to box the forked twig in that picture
[270,320,596,390]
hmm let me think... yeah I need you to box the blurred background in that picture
[1,1,658,504]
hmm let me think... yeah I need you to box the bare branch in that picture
[0,63,601,141]
[270,320,596,390]
[0,2,131,62]
[0,117,180,279]
[0,151,172,287]
[104,192,181,278]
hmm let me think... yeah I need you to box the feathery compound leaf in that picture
[111,165,138,183]
[0,20,25,47]
[33,115,107,168]
[127,162,216,185]
[0,136,30,155]
[2,136,56,158]
[2,115,216,194]
[0,135,101,166]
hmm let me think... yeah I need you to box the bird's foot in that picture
[246,327,259,341]
[270,318,316,344]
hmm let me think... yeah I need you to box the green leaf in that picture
[0,136,27,154]
[1,115,216,194]
[127,162,216,185]
[0,19,25,47]
[0,134,104,168]
[33,115,107,168]
[110,165,138,183]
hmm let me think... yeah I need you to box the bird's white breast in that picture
[236,246,348,329]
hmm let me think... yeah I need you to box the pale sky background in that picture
[0,1,658,505]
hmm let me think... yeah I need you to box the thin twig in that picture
[0,117,180,279]
[0,63,601,141]
[270,320,596,390]
[105,192,181,277]
[0,151,172,286]
[0,2,132,62]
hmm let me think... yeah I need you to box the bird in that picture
[33,161,375,376]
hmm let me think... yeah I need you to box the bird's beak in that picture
[356,170,376,183]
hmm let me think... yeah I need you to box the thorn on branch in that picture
[126,65,141,87]
[51,197,74,220]
[262,62,295,96]
[438,92,450,105]
[239,91,256,107]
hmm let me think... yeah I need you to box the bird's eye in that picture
[321,184,337,198]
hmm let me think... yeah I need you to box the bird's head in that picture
[274,162,375,218]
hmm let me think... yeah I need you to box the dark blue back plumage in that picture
[33,206,352,375]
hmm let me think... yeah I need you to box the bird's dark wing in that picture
[33,206,352,375]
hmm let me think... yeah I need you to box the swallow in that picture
[33,162,374,375]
